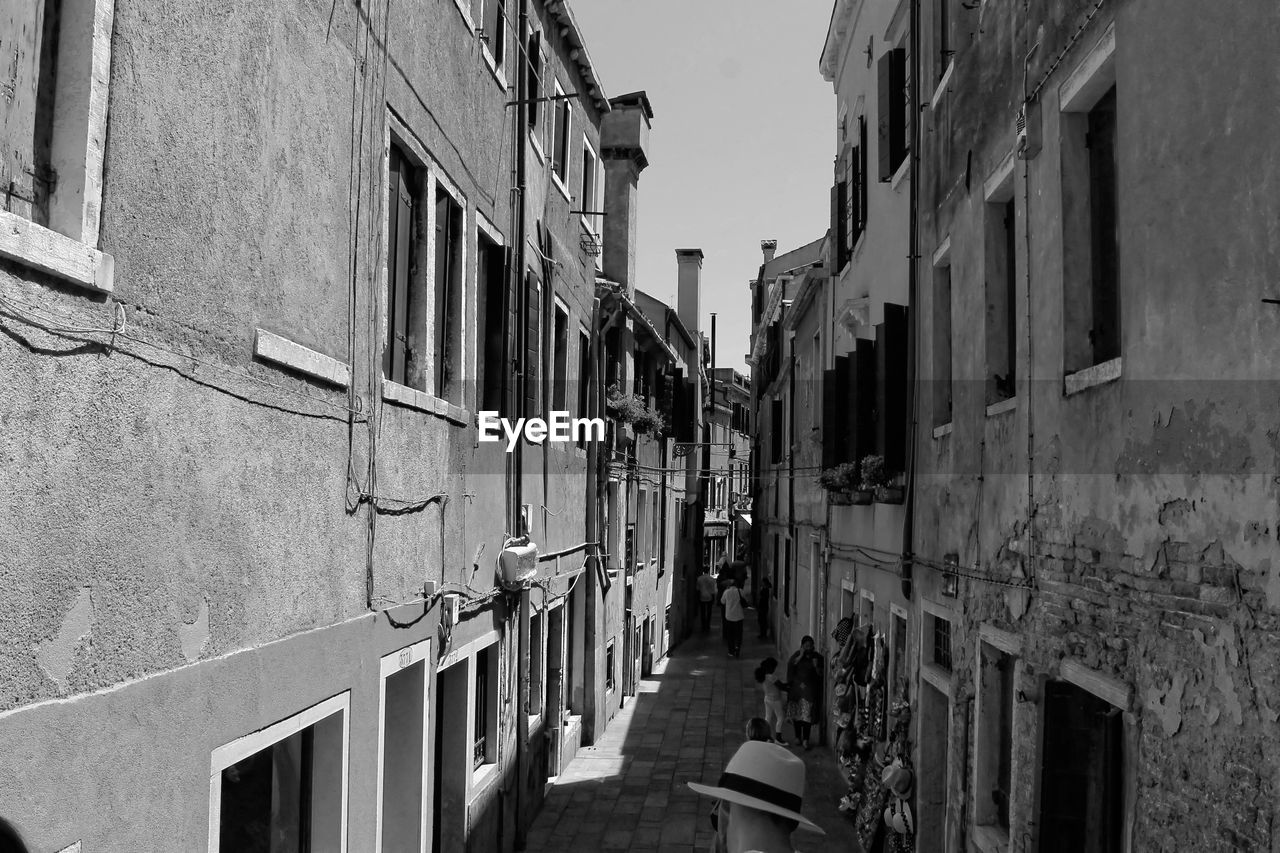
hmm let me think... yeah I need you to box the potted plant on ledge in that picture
[860,454,905,504]
[818,461,873,505]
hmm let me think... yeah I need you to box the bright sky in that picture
[572,1,835,374]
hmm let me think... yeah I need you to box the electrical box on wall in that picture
[499,541,539,589]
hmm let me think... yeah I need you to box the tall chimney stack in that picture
[676,249,703,336]
[761,239,778,265]
[601,92,654,297]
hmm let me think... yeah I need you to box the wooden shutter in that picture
[830,182,841,267]
[848,146,861,248]
[524,272,541,417]
[770,399,784,463]
[853,337,877,467]
[821,367,839,469]
[878,49,907,180]
[385,147,413,385]
[876,303,909,472]
[435,192,457,396]
[859,116,870,229]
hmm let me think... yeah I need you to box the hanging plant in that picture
[859,454,889,490]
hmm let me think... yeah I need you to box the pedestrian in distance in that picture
[745,716,773,743]
[688,740,830,853]
[785,635,825,750]
[755,575,773,639]
[754,657,789,744]
[721,578,748,658]
[696,567,718,632]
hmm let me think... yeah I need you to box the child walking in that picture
[753,657,789,745]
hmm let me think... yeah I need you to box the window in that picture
[934,0,957,81]
[605,640,616,691]
[932,247,953,427]
[1086,87,1120,364]
[636,489,648,566]
[526,31,542,136]
[890,609,908,702]
[211,694,349,853]
[529,610,544,723]
[473,646,496,770]
[580,139,600,233]
[878,49,908,180]
[651,490,660,563]
[858,116,869,230]
[783,539,792,616]
[433,183,464,402]
[477,223,508,414]
[385,143,425,388]
[552,300,568,411]
[377,641,430,853]
[577,328,591,447]
[1060,26,1119,378]
[477,0,505,68]
[932,614,953,670]
[523,272,542,417]
[1038,681,1125,852]
[984,170,1018,403]
[0,0,115,292]
[551,80,571,188]
[770,398,783,463]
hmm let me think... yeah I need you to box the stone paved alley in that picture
[526,623,849,852]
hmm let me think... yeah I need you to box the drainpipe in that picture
[584,296,609,742]
[900,0,921,602]
[513,0,530,843]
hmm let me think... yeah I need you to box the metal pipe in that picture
[513,0,530,843]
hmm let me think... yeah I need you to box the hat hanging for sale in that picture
[832,616,854,645]
[881,760,914,799]
[688,741,826,834]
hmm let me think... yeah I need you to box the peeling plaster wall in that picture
[914,0,1280,849]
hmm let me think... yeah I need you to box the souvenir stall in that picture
[829,617,915,852]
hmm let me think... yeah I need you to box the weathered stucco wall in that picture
[915,0,1280,849]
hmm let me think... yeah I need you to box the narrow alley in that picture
[526,622,849,853]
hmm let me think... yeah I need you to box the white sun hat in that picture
[687,741,826,834]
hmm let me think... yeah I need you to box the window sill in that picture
[932,422,953,439]
[551,172,572,202]
[971,824,1009,853]
[890,157,910,190]
[0,210,114,293]
[929,59,956,111]
[254,329,350,388]
[985,397,1017,417]
[381,378,470,425]
[1064,356,1122,396]
[481,47,507,91]
[469,762,500,802]
[450,0,474,31]
[921,661,952,696]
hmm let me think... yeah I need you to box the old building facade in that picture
[0,1,694,851]
[913,0,1280,850]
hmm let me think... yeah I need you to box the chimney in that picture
[676,249,703,336]
[761,239,778,264]
[601,91,654,297]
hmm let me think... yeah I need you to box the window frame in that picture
[208,692,351,853]
[382,112,472,421]
[476,211,508,415]
[550,79,573,198]
[931,237,954,430]
[0,0,117,293]
[580,136,601,235]
[471,641,500,782]
[375,639,432,853]
[605,639,616,692]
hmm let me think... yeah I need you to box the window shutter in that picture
[770,399,784,463]
[875,303,909,472]
[848,146,861,248]
[524,272,541,417]
[887,49,907,175]
[386,148,413,385]
[853,337,877,467]
[829,183,841,266]
[859,117,870,229]
[878,51,894,181]
[822,367,839,469]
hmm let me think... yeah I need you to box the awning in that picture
[735,513,752,529]
[704,518,731,539]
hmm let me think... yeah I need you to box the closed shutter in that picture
[830,183,841,267]
[876,303,909,472]
[853,338,878,467]
[524,272,541,417]
[859,116,870,230]
[770,399,783,463]
[385,147,413,385]
[822,367,839,469]
[843,143,856,254]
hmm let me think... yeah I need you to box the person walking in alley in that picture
[688,740,830,853]
[754,657,789,744]
[755,574,773,639]
[785,636,825,750]
[721,578,748,657]
[697,567,718,632]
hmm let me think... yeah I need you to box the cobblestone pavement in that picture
[526,619,851,852]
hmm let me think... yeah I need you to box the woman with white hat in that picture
[688,740,849,853]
